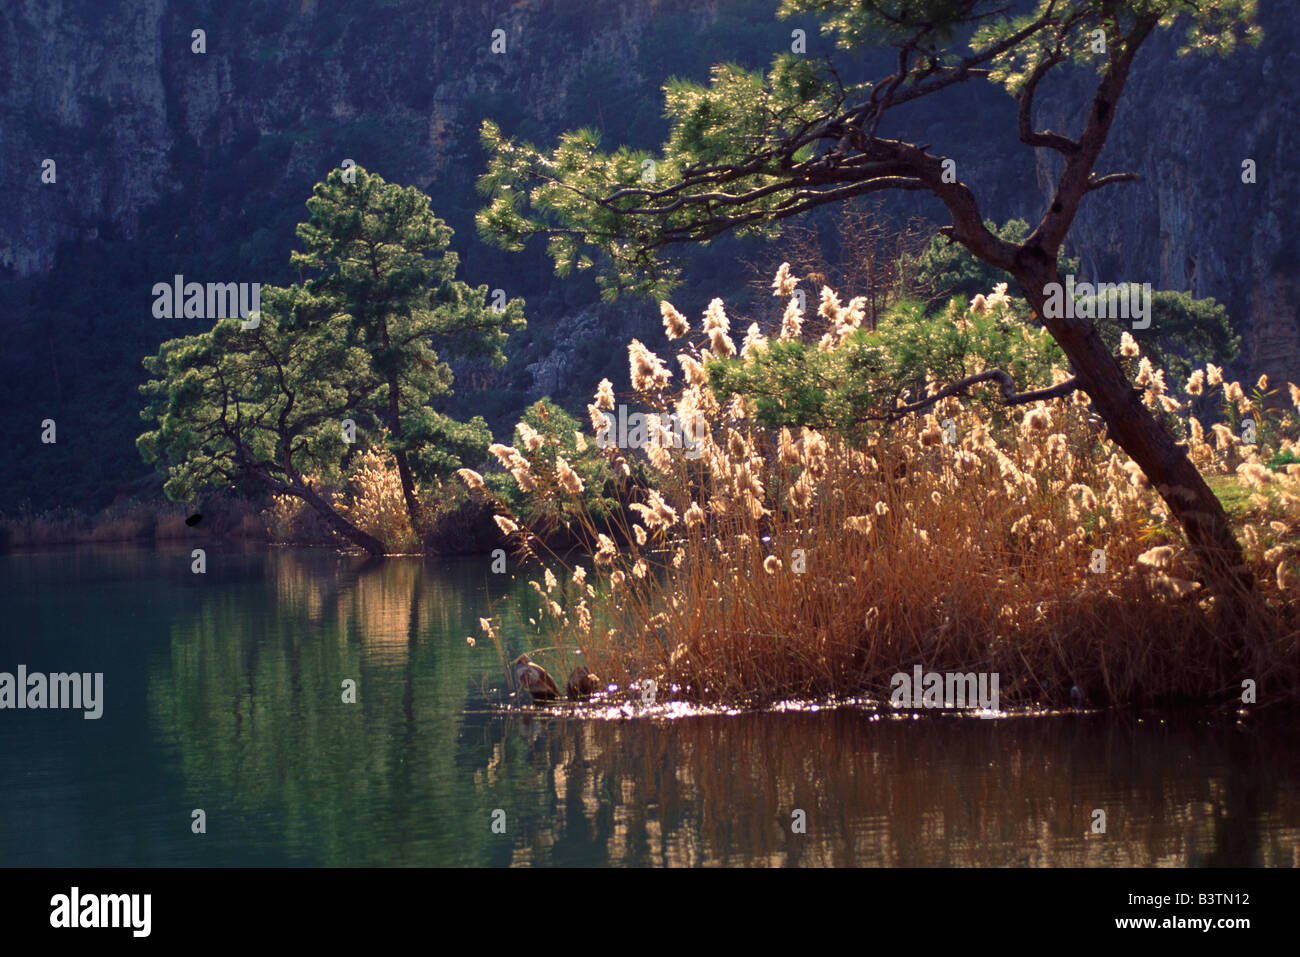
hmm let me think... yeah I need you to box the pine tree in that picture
[477,0,1261,598]
[138,167,523,555]
[293,165,524,542]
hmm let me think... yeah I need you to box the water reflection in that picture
[144,548,519,866]
[1,546,1297,867]
[465,710,1300,867]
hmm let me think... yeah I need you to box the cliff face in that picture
[2,0,173,275]
[1,0,1296,510]
[1023,1,1300,387]
[1,0,723,274]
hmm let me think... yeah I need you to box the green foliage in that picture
[708,294,1064,437]
[907,219,1078,308]
[476,46,856,301]
[404,411,493,482]
[781,0,986,51]
[139,167,523,530]
[138,289,362,501]
[906,224,1236,390]
[292,165,525,489]
[969,0,1261,94]
[484,398,617,529]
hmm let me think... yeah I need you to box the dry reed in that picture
[468,267,1300,709]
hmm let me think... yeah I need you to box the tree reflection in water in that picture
[142,548,1300,867]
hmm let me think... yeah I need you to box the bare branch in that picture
[1085,171,1139,191]
[888,370,1080,420]
[1017,53,1080,155]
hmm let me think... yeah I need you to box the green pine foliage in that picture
[138,167,523,550]
[708,293,1064,438]
[291,165,524,491]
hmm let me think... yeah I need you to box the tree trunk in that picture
[386,377,430,548]
[1014,258,1251,597]
[295,478,389,557]
[378,307,429,548]
[250,467,388,557]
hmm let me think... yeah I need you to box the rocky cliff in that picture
[1,0,1295,510]
[1030,2,1299,386]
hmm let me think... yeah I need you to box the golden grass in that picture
[335,449,421,553]
[469,280,1300,710]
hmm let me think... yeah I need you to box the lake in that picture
[2,545,1297,866]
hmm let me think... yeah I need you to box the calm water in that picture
[1,545,1297,867]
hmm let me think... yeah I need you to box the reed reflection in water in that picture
[2,545,1296,867]
[465,708,1300,867]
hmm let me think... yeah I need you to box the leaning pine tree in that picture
[476,0,1260,600]
[138,166,523,555]
[293,165,525,544]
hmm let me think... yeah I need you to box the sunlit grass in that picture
[467,272,1300,710]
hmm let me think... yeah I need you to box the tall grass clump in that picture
[336,448,421,553]
[262,450,421,553]
[463,266,1300,710]
[260,450,419,552]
